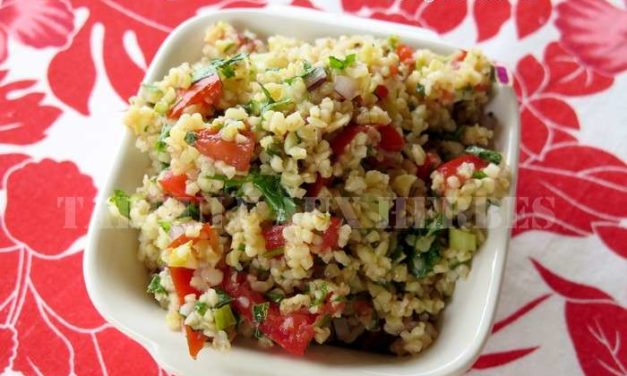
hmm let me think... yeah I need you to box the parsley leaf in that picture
[158,220,171,232]
[110,190,131,219]
[472,171,488,179]
[178,202,200,220]
[214,288,232,308]
[194,301,209,316]
[155,125,172,153]
[192,53,247,82]
[416,83,426,96]
[184,131,197,145]
[253,302,270,323]
[329,54,356,70]
[465,145,502,165]
[407,237,441,278]
[250,173,296,223]
[147,274,166,295]
[265,291,285,304]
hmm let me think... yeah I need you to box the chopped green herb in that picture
[192,53,248,82]
[214,305,236,330]
[194,301,209,316]
[312,283,328,307]
[465,145,502,165]
[265,143,282,157]
[155,124,172,153]
[178,202,200,221]
[184,131,197,145]
[215,288,232,308]
[237,243,246,252]
[110,189,131,219]
[250,173,296,223]
[316,314,332,327]
[243,100,261,115]
[388,35,400,49]
[147,274,166,295]
[472,171,488,179]
[284,61,315,84]
[261,98,292,113]
[416,83,426,96]
[408,239,441,278]
[140,83,162,104]
[158,220,171,232]
[425,214,445,237]
[253,302,270,323]
[265,291,285,304]
[329,54,356,70]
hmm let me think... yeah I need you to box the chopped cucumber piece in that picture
[214,305,236,330]
[449,228,477,252]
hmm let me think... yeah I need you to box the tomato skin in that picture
[321,217,342,251]
[389,64,399,77]
[453,49,468,63]
[220,268,264,322]
[306,173,331,197]
[169,74,222,118]
[169,266,206,359]
[352,299,373,317]
[374,84,389,99]
[415,151,442,181]
[160,171,197,201]
[329,125,369,157]
[194,128,255,171]
[376,125,405,152]
[396,43,414,64]
[259,306,316,356]
[435,154,487,180]
[262,224,287,250]
[169,223,220,251]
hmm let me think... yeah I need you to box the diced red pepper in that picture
[306,173,331,197]
[169,266,206,359]
[321,217,342,251]
[415,151,442,181]
[169,73,222,118]
[396,43,414,64]
[194,128,256,171]
[169,223,220,251]
[159,171,197,201]
[374,84,389,99]
[376,125,405,152]
[435,154,487,180]
[329,125,369,157]
[262,224,287,250]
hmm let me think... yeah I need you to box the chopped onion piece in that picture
[304,67,327,90]
[334,75,358,100]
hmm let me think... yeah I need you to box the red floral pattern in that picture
[0,1,625,375]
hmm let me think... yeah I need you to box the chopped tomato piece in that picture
[319,298,345,317]
[169,223,220,251]
[376,125,405,152]
[352,299,373,317]
[415,151,442,181]
[453,49,468,62]
[396,43,414,64]
[389,64,399,77]
[321,217,342,251]
[194,128,255,171]
[160,171,196,201]
[184,326,206,359]
[329,125,369,157]
[374,84,389,99]
[220,268,264,321]
[259,306,316,356]
[169,267,206,359]
[169,74,222,118]
[435,154,487,180]
[262,224,287,250]
[475,83,490,92]
[306,173,331,197]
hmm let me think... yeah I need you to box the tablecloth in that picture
[0,0,625,375]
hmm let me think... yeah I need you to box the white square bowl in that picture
[84,6,520,376]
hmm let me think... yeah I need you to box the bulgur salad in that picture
[109,22,511,358]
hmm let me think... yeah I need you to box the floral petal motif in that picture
[0,0,74,48]
[593,223,627,259]
[30,252,104,329]
[0,74,61,145]
[0,250,19,321]
[4,159,96,256]
[515,0,551,39]
[473,0,511,42]
[514,55,545,98]
[417,0,467,34]
[520,108,549,157]
[341,0,393,13]
[543,42,613,96]
[556,0,627,75]
[0,324,17,373]
[0,27,7,62]
[13,290,71,375]
[473,347,539,370]
[532,259,627,375]
[96,328,159,375]
[0,153,28,189]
